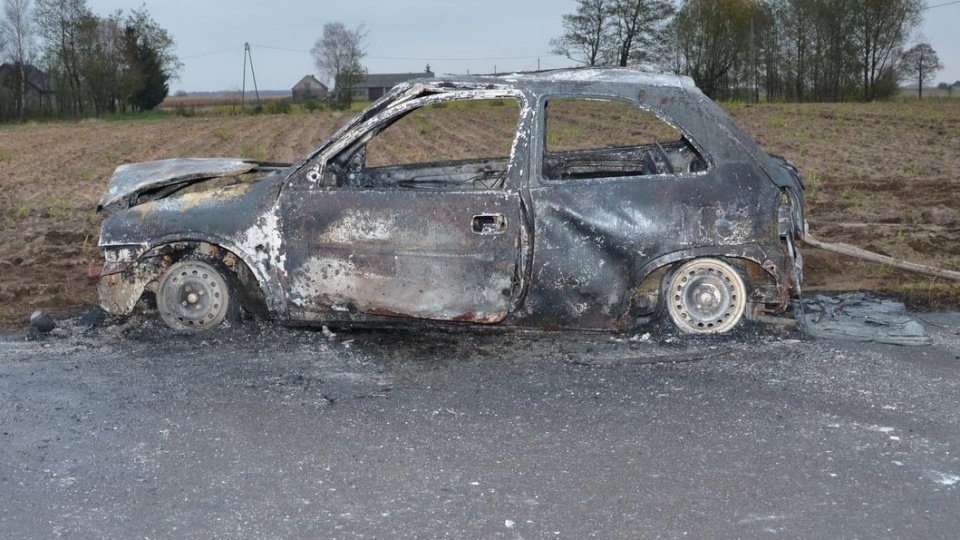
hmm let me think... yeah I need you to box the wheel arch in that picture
[101,233,283,319]
[619,245,784,328]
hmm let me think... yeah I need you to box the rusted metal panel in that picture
[278,188,522,324]
[98,158,265,212]
[97,254,167,315]
[516,163,778,329]
[98,272,148,315]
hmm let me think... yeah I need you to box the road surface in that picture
[1,311,959,538]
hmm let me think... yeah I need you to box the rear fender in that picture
[619,247,786,329]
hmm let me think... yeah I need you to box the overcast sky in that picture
[83,0,960,93]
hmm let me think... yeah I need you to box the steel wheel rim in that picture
[157,261,229,331]
[667,259,746,333]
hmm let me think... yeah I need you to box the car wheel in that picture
[664,258,746,334]
[156,259,238,331]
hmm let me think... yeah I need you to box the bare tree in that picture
[853,0,922,101]
[311,22,367,109]
[770,0,867,102]
[74,10,123,114]
[608,0,673,66]
[2,0,34,121]
[550,0,612,66]
[673,0,764,99]
[34,0,90,116]
[899,42,942,99]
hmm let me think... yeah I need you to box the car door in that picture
[278,91,529,324]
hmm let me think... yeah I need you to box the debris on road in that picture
[29,310,55,333]
[800,292,932,346]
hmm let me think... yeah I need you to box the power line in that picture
[368,54,564,62]
[181,45,241,60]
[249,44,310,54]
[925,0,960,9]
[247,43,564,62]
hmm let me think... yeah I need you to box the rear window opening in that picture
[542,98,707,181]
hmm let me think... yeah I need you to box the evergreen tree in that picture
[126,24,167,111]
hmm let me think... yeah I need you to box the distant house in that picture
[291,75,328,103]
[351,71,434,102]
[0,63,56,118]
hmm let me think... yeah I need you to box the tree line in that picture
[0,0,181,122]
[553,0,944,102]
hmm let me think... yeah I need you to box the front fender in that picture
[98,176,288,317]
[99,233,288,318]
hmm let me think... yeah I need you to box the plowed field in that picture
[1,100,958,328]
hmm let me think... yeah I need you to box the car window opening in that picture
[331,98,521,191]
[542,98,707,181]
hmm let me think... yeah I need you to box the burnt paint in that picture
[514,162,785,330]
[97,68,804,330]
[277,186,522,323]
[99,173,283,247]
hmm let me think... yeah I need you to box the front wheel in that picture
[664,258,747,334]
[156,259,238,331]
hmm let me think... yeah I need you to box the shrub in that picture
[263,99,292,115]
[174,103,196,117]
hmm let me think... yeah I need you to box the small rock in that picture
[30,311,56,333]
[920,204,959,226]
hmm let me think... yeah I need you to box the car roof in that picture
[300,67,779,183]
[403,67,696,97]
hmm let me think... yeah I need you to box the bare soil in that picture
[726,101,960,310]
[1,100,958,328]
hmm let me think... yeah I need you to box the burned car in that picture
[97,68,805,334]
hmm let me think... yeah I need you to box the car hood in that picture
[97,158,287,214]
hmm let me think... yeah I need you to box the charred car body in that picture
[97,68,805,334]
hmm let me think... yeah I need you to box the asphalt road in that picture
[1,311,959,539]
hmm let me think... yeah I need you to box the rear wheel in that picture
[156,259,238,331]
[664,258,746,334]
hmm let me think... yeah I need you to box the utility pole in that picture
[749,16,757,103]
[241,43,261,108]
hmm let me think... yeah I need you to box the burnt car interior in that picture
[324,98,521,191]
[541,98,707,181]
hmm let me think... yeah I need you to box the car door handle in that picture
[472,214,507,235]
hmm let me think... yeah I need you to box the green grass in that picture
[13,201,29,220]
[42,196,73,218]
[804,171,822,199]
[214,127,231,143]
[239,140,268,161]
[766,116,788,129]
[896,87,960,100]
